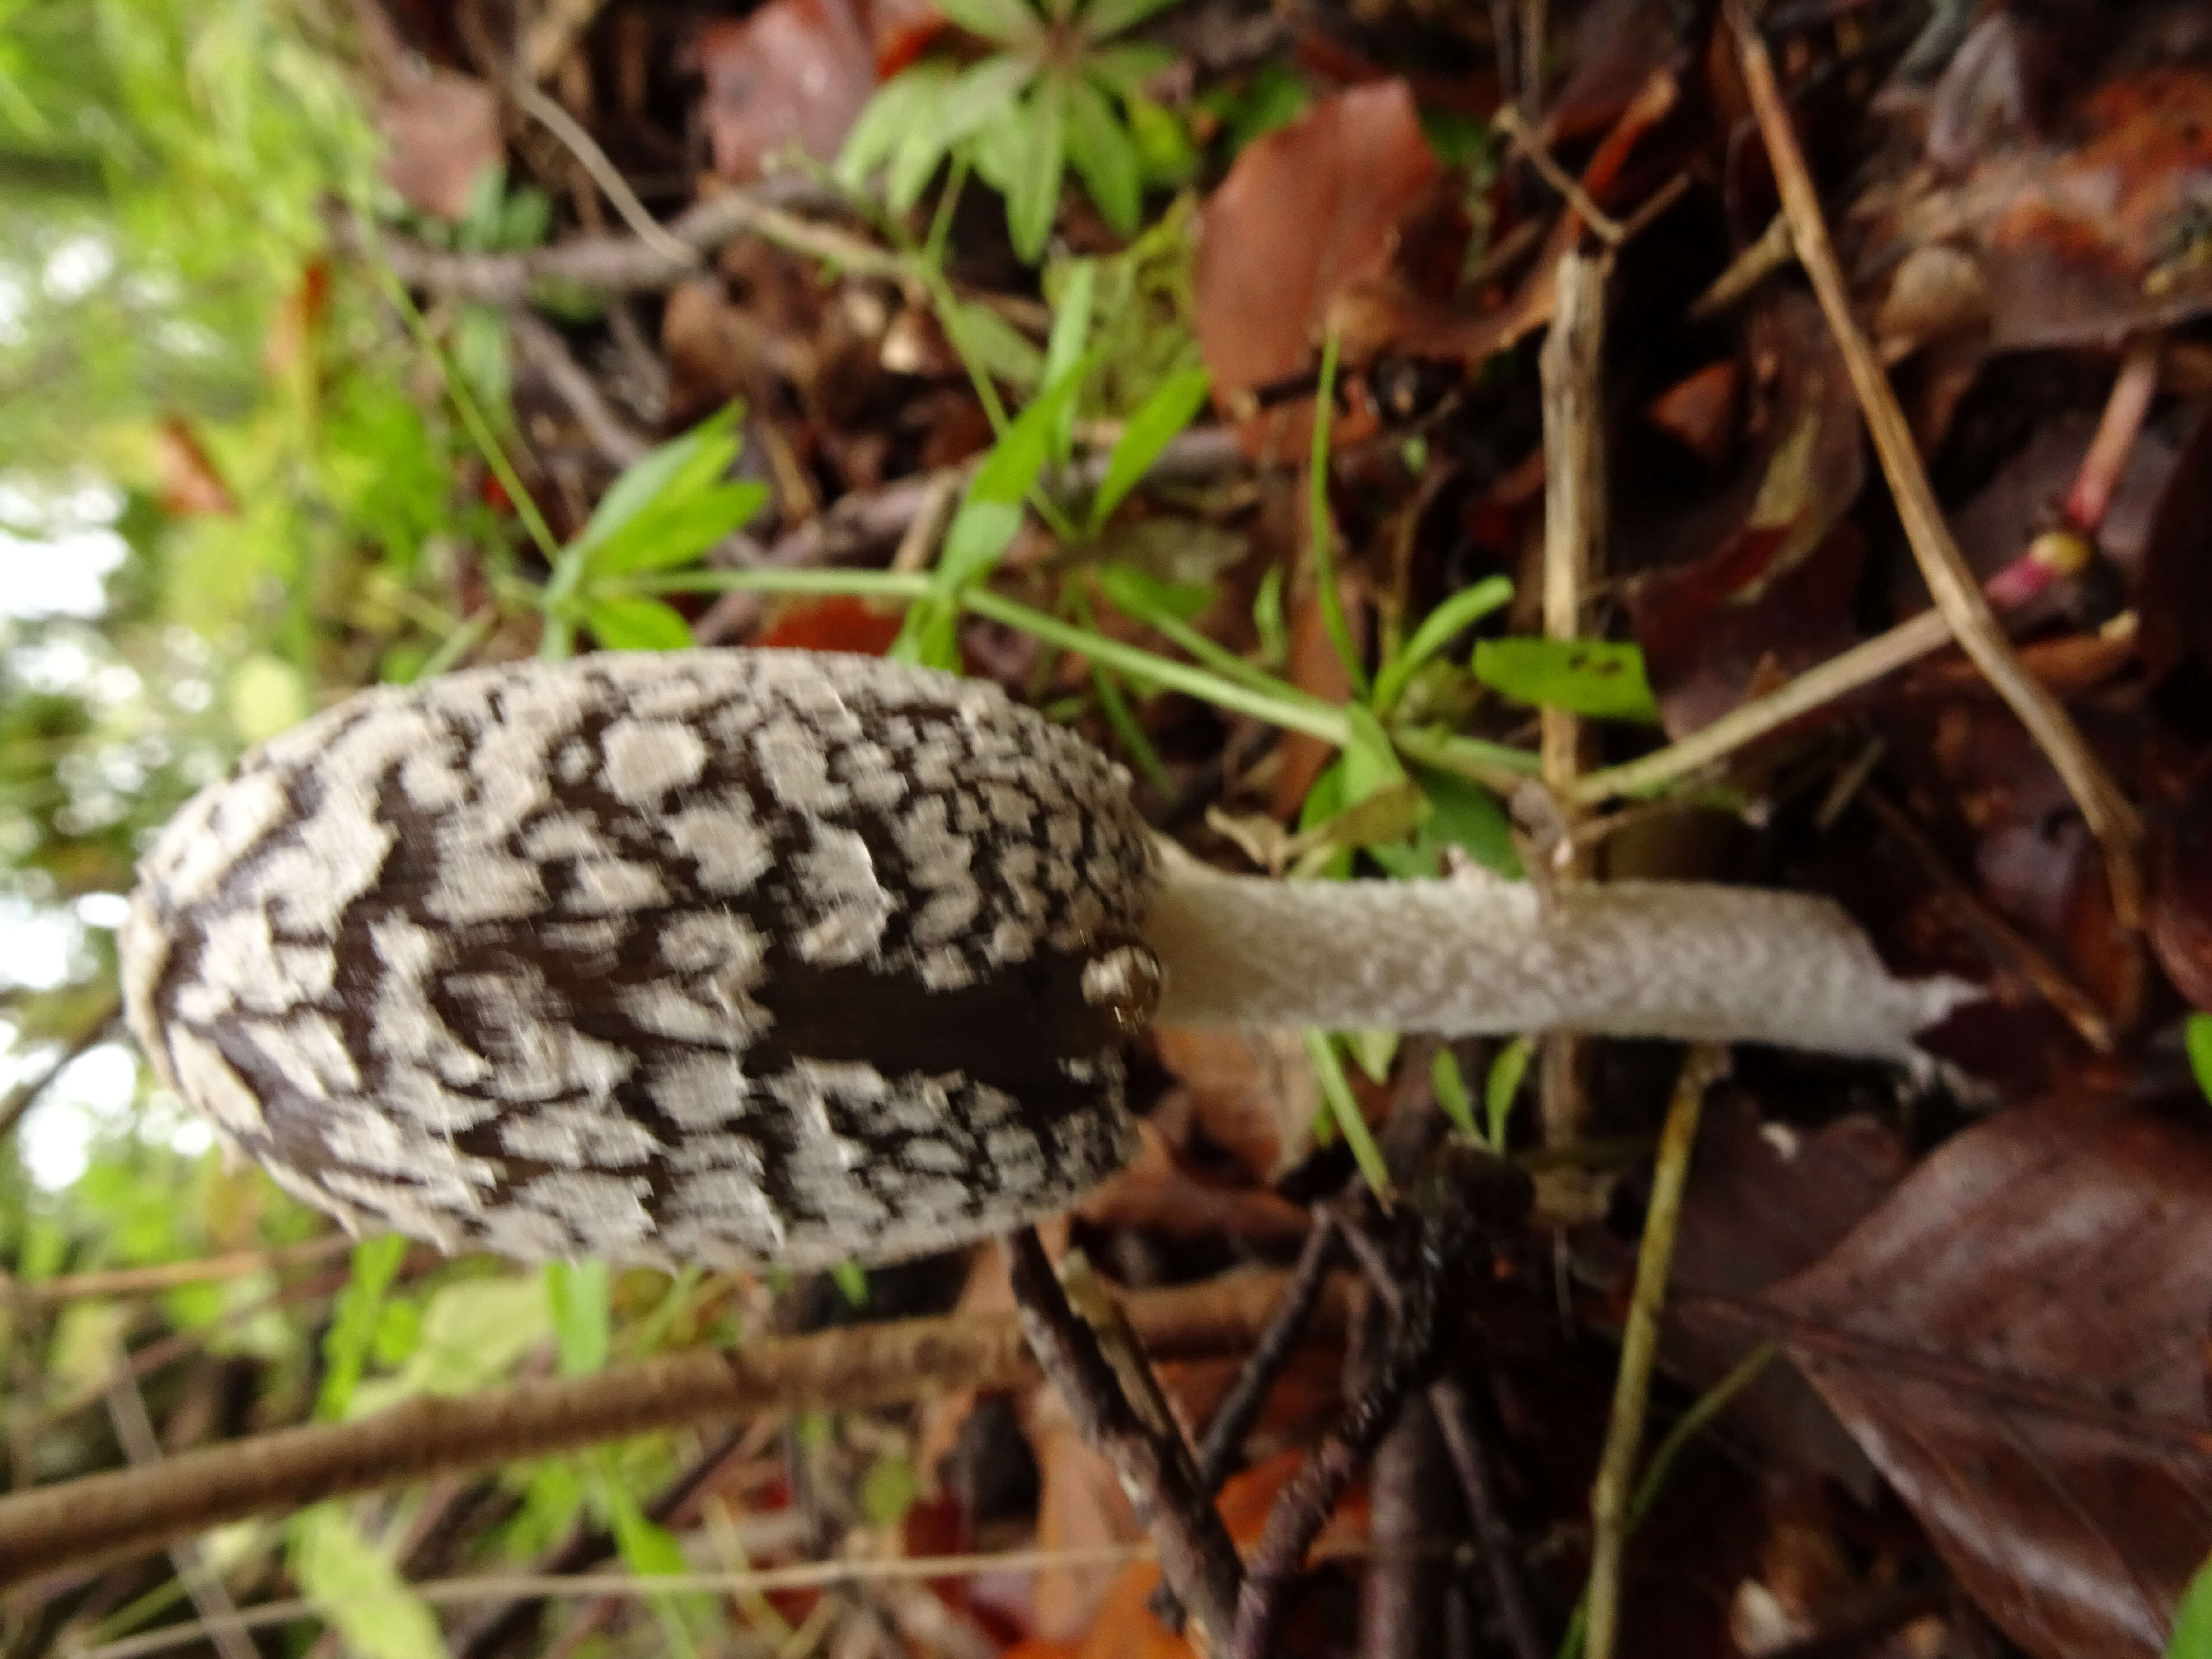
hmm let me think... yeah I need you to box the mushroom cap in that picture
[122,650,1161,1270]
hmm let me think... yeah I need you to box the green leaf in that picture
[1371,575,1514,717]
[1430,1048,1479,1142]
[1304,1029,1394,1204]
[2189,1014,2212,1106]
[499,186,553,250]
[1097,560,1214,626]
[861,1454,921,1526]
[348,1275,551,1419]
[294,1506,451,1659]
[1090,364,1209,529]
[1472,637,1662,723]
[452,304,512,428]
[1124,93,1198,186]
[317,1235,408,1421]
[900,56,1035,210]
[934,0,1046,45]
[1065,76,1142,237]
[1412,766,1522,879]
[2174,1553,2212,1659]
[1254,562,1289,666]
[563,405,745,578]
[1219,60,1308,151]
[950,299,1047,390]
[1079,0,1187,42]
[1083,42,1178,94]
[1484,1036,1533,1151]
[546,1260,612,1377]
[582,596,695,650]
[1044,258,1097,459]
[831,1261,871,1306]
[1003,77,1068,263]
[838,62,955,192]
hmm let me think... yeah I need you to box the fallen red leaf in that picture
[753,595,906,655]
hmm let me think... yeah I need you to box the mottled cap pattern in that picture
[122,650,1162,1270]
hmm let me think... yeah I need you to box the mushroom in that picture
[121,649,1969,1270]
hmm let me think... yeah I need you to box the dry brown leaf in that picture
[1152,1026,1320,1182]
[697,0,877,180]
[378,67,503,222]
[1194,81,1439,461]
[1076,1120,1312,1245]
[1765,1096,2212,1658]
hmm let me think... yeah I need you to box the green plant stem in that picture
[366,262,561,566]
[1308,323,1370,698]
[631,571,1548,777]
[1555,1340,1778,1659]
[1581,1045,1729,1659]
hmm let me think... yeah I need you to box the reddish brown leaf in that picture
[867,0,948,77]
[1626,291,1865,736]
[753,595,906,655]
[698,0,877,181]
[1194,81,1439,461]
[378,67,502,222]
[1643,360,1739,469]
[1764,1097,2212,1658]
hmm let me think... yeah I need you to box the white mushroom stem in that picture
[1142,857,1976,1061]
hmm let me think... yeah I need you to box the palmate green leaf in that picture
[1089,363,1209,529]
[1004,76,1068,263]
[349,1276,551,1419]
[1125,93,1198,185]
[582,596,694,650]
[837,61,956,192]
[1079,0,1187,42]
[1472,637,1662,723]
[1096,559,1213,626]
[1065,74,1142,237]
[1044,257,1097,458]
[294,1506,451,1659]
[934,0,1046,45]
[1429,1048,1480,1142]
[890,55,1033,211]
[1082,41,1178,93]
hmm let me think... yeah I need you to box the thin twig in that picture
[0,1268,1343,1588]
[1430,1375,1547,1659]
[1539,251,1607,1147]
[1230,1271,1435,1659]
[2065,336,2162,534]
[1685,212,1794,321]
[507,77,698,269]
[0,991,121,1141]
[1582,1045,1728,1659]
[1003,1229,1245,1650]
[1728,5,2145,925]
[1194,1213,1341,1490]
[1573,609,1953,804]
[104,1373,257,1659]
[3,1236,353,1306]
[509,311,652,468]
[1859,788,2114,1052]
[1495,108,1626,244]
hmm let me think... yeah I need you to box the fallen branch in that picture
[0,1267,1349,1589]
